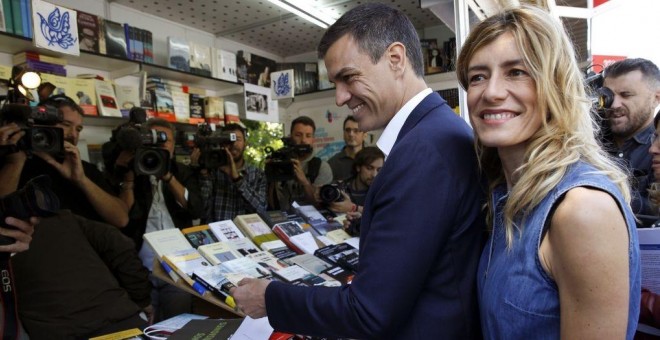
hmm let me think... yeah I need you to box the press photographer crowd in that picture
[1,3,660,339]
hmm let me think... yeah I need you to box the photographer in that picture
[113,118,202,321]
[0,122,152,339]
[0,95,129,228]
[195,123,267,223]
[268,116,333,211]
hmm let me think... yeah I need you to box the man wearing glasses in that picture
[328,116,366,181]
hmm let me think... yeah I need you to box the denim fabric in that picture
[478,161,641,339]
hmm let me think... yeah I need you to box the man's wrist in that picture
[163,173,174,183]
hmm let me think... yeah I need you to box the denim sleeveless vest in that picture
[477,161,641,339]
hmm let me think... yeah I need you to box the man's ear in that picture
[385,42,406,73]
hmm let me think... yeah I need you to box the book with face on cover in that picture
[181,225,219,248]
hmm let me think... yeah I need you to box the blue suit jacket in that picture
[266,92,485,339]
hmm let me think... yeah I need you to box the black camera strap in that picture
[0,252,20,340]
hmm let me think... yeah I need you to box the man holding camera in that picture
[196,123,267,223]
[0,110,153,339]
[268,116,333,211]
[114,117,203,321]
[328,116,366,181]
[603,58,660,216]
[0,95,129,228]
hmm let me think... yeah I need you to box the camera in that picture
[264,137,312,182]
[194,123,236,168]
[0,175,60,247]
[102,108,170,177]
[0,103,64,158]
[319,183,345,204]
[585,70,616,149]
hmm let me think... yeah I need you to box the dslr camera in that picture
[585,70,615,148]
[0,103,64,158]
[193,123,236,169]
[102,108,170,177]
[0,175,60,247]
[264,137,312,182]
[319,183,345,204]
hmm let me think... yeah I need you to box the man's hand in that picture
[190,148,201,168]
[292,159,309,185]
[142,304,155,325]
[219,147,240,180]
[343,211,362,230]
[0,124,26,163]
[115,150,135,169]
[329,192,354,213]
[35,141,85,185]
[230,278,271,318]
[0,216,38,253]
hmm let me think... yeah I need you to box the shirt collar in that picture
[632,123,655,145]
[376,88,433,159]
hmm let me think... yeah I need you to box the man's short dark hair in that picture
[145,117,176,138]
[222,123,247,139]
[317,3,424,78]
[343,116,358,129]
[39,94,84,116]
[354,146,384,169]
[604,58,660,89]
[290,116,316,134]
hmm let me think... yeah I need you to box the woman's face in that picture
[466,32,542,155]
[649,120,660,179]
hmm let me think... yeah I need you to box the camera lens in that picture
[135,147,169,177]
[320,184,343,203]
[31,127,58,152]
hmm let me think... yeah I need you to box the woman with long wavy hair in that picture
[456,5,641,338]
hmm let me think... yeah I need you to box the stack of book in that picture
[13,52,67,76]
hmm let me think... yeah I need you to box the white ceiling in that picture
[109,0,589,62]
[109,0,446,58]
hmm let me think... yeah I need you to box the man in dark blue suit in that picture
[231,3,485,339]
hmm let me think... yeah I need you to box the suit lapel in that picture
[393,92,445,147]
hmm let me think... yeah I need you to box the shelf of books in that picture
[141,62,242,96]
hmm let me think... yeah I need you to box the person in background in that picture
[232,3,484,338]
[327,146,384,236]
[456,5,640,338]
[197,123,267,223]
[328,116,366,181]
[268,116,333,211]
[0,95,129,228]
[114,118,203,322]
[603,58,660,217]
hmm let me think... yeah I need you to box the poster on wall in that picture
[271,69,294,100]
[244,83,278,123]
[32,0,80,56]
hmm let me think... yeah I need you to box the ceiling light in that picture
[268,0,336,29]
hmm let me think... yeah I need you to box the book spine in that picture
[10,0,21,37]
[2,0,14,34]
[159,260,181,283]
[124,23,132,60]
[19,0,28,38]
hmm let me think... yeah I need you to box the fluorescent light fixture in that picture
[268,0,336,29]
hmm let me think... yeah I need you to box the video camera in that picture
[264,137,312,182]
[0,101,64,159]
[193,123,236,169]
[585,69,616,149]
[0,175,60,247]
[102,107,170,178]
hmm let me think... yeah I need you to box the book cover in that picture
[288,231,319,255]
[233,213,279,246]
[77,11,100,54]
[39,73,70,97]
[94,79,122,117]
[103,19,128,59]
[170,88,190,123]
[191,265,237,308]
[224,100,240,125]
[285,253,332,275]
[259,239,288,253]
[181,225,219,248]
[276,62,318,94]
[246,251,288,272]
[151,88,174,114]
[189,42,212,77]
[226,238,260,257]
[217,257,270,279]
[169,318,243,340]
[272,221,306,254]
[162,248,213,292]
[16,60,66,76]
[189,93,205,119]
[214,49,237,82]
[198,241,241,265]
[168,36,190,72]
[69,78,97,116]
[208,219,245,242]
[204,96,224,125]
[272,264,331,286]
[132,26,144,62]
[270,69,294,100]
[143,228,193,259]
[13,51,67,66]
[314,242,359,273]
[269,247,298,261]
[113,84,140,116]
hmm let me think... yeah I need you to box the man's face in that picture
[604,70,660,140]
[357,157,383,187]
[343,120,364,148]
[324,34,401,132]
[226,129,246,162]
[291,123,315,147]
[153,126,175,157]
[54,105,83,146]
